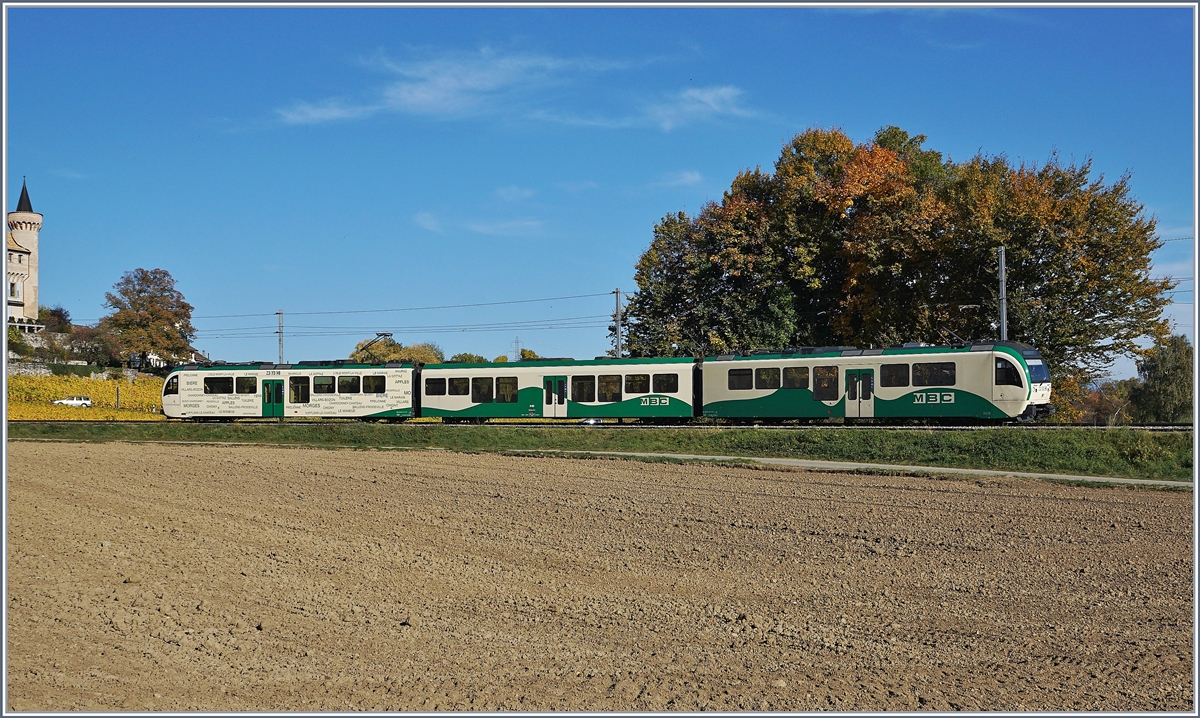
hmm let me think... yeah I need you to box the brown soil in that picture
[6,441,1194,711]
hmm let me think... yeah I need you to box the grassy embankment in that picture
[7,421,1192,482]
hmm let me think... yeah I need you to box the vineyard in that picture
[6,375,165,420]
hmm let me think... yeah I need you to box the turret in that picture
[7,179,41,321]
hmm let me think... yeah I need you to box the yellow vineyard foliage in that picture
[7,375,165,413]
[6,402,167,421]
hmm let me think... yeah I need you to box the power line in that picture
[191,292,614,319]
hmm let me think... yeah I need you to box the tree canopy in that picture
[349,338,444,365]
[1128,334,1193,423]
[624,127,1173,397]
[100,268,196,365]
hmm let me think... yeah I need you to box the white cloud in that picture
[50,169,86,180]
[655,171,703,187]
[414,212,443,233]
[277,99,378,125]
[495,185,537,202]
[465,218,543,236]
[647,86,753,131]
[275,49,757,132]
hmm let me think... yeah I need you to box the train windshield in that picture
[1026,359,1051,384]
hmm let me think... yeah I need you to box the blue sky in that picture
[5,5,1194,377]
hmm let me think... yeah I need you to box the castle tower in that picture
[7,180,41,323]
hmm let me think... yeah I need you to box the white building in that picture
[7,180,42,331]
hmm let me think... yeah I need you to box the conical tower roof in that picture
[15,179,33,213]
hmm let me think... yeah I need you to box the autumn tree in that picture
[349,338,444,365]
[100,268,196,366]
[449,352,487,363]
[38,305,72,334]
[624,126,1175,395]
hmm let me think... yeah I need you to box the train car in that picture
[419,357,696,421]
[161,361,415,420]
[701,341,1052,422]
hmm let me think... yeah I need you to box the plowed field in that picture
[6,441,1193,711]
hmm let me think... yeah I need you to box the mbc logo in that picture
[914,392,955,404]
[640,397,670,406]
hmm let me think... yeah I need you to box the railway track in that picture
[7,419,1194,431]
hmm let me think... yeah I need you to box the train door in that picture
[543,375,567,418]
[262,379,284,417]
[844,369,875,418]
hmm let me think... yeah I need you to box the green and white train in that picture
[161,341,1053,423]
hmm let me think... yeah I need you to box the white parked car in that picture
[52,396,92,408]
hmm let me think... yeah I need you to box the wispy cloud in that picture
[414,212,443,233]
[50,169,86,180]
[465,218,543,236]
[277,99,379,125]
[495,185,537,202]
[278,48,619,125]
[556,180,599,193]
[654,171,703,187]
[647,86,752,131]
[276,48,756,132]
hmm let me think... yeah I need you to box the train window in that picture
[880,364,910,387]
[363,376,386,393]
[313,376,335,394]
[783,366,808,389]
[598,375,622,403]
[995,359,1023,387]
[425,377,446,396]
[813,366,839,401]
[727,369,753,391]
[448,378,469,395]
[653,374,679,394]
[164,376,179,396]
[571,376,596,403]
[912,362,956,387]
[625,374,650,394]
[755,367,781,390]
[339,376,361,394]
[862,373,873,400]
[289,376,310,403]
[1026,359,1050,384]
[496,377,518,403]
[236,377,258,394]
[203,377,234,394]
[471,377,493,403]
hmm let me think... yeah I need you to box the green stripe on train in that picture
[566,394,691,418]
[703,387,1005,419]
[420,387,545,418]
[703,388,845,418]
[364,407,415,418]
[873,388,1007,419]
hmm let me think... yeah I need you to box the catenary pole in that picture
[998,246,1008,341]
[277,311,284,363]
[614,288,622,358]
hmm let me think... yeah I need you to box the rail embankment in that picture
[7,422,1192,482]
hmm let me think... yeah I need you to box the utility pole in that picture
[614,288,622,358]
[277,311,284,364]
[998,246,1008,342]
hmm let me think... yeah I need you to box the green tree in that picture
[449,352,487,363]
[492,355,509,363]
[1129,335,1194,423]
[100,268,196,366]
[350,338,444,365]
[7,326,32,358]
[519,348,541,360]
[38,305,72,334]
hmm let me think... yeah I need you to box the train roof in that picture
[705,341,1043,362]
[168,360,416,373]
[423,356,695,370]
